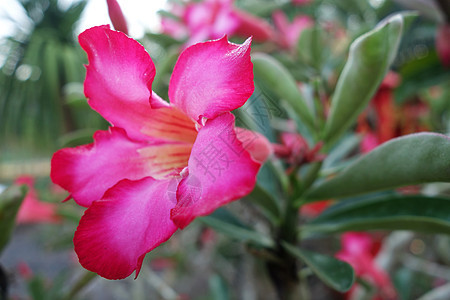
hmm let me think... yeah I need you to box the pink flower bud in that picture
[106,0,129,35]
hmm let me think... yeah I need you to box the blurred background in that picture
[0,0,449,299]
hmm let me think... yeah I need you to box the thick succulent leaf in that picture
[303,195,450,234]
[199,208,275,248]
[252,53,316,132]
[0,185,27,253]
[322,12,412,146]
[297,26,328,70]
[306,133,450,200]
[282,242,354,292]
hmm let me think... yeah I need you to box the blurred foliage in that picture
[0,0,105,156]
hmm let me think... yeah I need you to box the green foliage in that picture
[282,242,355,292]
[306,133,450,200]
[199,208,275,248]
[252,53,316,133]
[0,185,27,254]
[0,0,99,152]
[244,183,281,225]
[322,12,410,147]
[304,195,450,234]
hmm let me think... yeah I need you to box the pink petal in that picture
[161,16,188,40]
[169,36,254,123]
[380,71,401,89]
[149,91,170,109]
[232,9,274,42]
[272,10,289,37]
[74,177,178,280]
[171,113,260,228]
[140,106,198,144]
[210,6,240,39]
[79,25,156,141]
[235,127,272,163]
[51,128,151,207]
[138,142,193,180]
[15,176,60,224]
[360,131,379,153]
[273,11,312,48]
[341,232,374,255]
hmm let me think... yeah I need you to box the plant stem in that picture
[267,173,302,300]
[267,159,324,299]
[63,271,97,300]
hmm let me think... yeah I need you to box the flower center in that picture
[139,106,198,179]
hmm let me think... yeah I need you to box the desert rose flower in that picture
[162,0,273,46]
[51,25,271,280]
[14,176,60,224]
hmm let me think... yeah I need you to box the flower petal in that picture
[138,143,193,180]
[171,113,260,228]
[232,8,274,42]
[141,106,198,144]
[74,177,178,280]
[51,128,151,207]
[79,25,156,141]
[169,36,254,123]
[235,127,272,163]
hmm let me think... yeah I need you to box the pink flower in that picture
[183,0,240,45]
[162,0,273,46]
[272,10,313,49]
[336,233,396,300]
[14,176,60,224]
[51,26,270,280]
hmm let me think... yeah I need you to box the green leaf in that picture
[58,129,95,148]
[322,134,361,169]
[0,185,27,253]
[199,208,274,248]
[395,50,450,103]
[144,33,181,48]
[209,275,230,300]
[303,195,450,234]
[244,183,281,225]
[27,276,47,300]
[306,133,450,200]
[322,12,413,147]
[252,53,316,133]
[297,26,328,70]
[282,242,354,292]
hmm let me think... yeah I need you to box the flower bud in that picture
[106,0,129,35]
